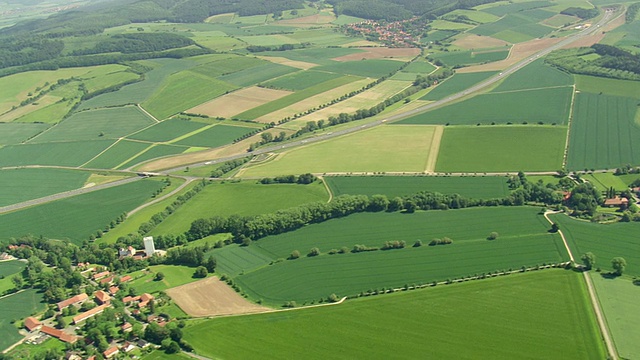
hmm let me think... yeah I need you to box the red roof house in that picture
[94,290,111,305]
[24,317,42,332]
[103,346,119,359]
[57,293,89,311]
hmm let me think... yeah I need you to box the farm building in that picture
[603,196,628,209]
[24,317,42,332]
[57,293,89,311]
[103,346,119,359]
[73,304,110,324]
[40,325,79,344]
[94,290,111,305]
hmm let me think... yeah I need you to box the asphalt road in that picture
[160,8,619,175]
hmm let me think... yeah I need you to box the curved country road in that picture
[544,211,618,360]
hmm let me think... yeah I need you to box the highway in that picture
[159,8,619,175]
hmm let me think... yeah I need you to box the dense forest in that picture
[327,0,500,20]
[546,44,640,81]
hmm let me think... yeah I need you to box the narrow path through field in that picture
[563,85,577,168]
[318,176,333,202]
[543,211,618,360]
[127,177,194,216]
[137,104,159,123]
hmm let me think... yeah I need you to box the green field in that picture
[550,213,640,276]
[79,58,200,110]
[401,61,436,74]
[582,172,629,192]
[218,63,298,87]
[262,70,343,91]
[174,124,256,148]
[0,140,114,167]
[481,1,555,16]
[447,9,500,23]
[128,265,203,294]
[0,123,49,145]
[575,75,640,98]
[324,175,510,199]
[421,71,497,101]
[261,48,361,65]
[185,270,603,359]
[471,12,555,41]
[83,140,152,169]
[150,181,328,236]
[492,59,574,92]
[0,260,26,278]
[117,144,189,170]
[207,244,274,277]
[235,75,359,120]
[566,93,640,170]
[430,50,509,67]
[436,126,567,172]
[0,168,89,206]
[0,179,164,244]
[142,71,238,120]
[217,206,569,303]
[590,275,640,359]
[240,125,437,176]
[400,86,573,125]
[128,118,209,143]
[189,55,262,78]
[29,106,154,143]
[314,59,406,78]
[0,289,46,351]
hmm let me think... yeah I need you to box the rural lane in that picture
[543,211,618,360]
[127,177,195,216]
[158,8,620,175]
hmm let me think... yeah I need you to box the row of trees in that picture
[581,252,626,276]
[626,2,640,23]
[259,173,317,184]
[560,7,599,19]
[546,47,640,81]
[71,33,195,56]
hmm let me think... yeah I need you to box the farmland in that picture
[187,87,292,119]
[429,49,509,67]
[83,140,152,169]
[185,270,603,359]
[324,175,510,199]
[0,123,49,145]
[590,274,640,359]
[0,140,115,167]
[239,125,438,176]
[127,118,208,143]
[150,181,328,236]
[313,59,407,78]
[206,206,570,303]
[0,168,89,206]
[435,126,567,172]
[491,59,573,92]
[0,289,45,351]
[174,124,256,148]
[549,213,640,276]
[575,75,640,98]
[566,93,640,171]
[28,106,155,143]
[399,86,573,125]
[262,70,343,91]
[128,265,203,295]
[421,71,497,101]
[0,179,164,244]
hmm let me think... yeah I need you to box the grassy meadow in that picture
[83,140,152,169]
[324,175,510,199]
[491,59,574,92]
[185,270,604,359]
[128,265,204,294]
[0,140,115,167]
[435,126,567,172]
[239,125,438,176]
[128,118,208,142]
[421,71,497,101]
[0,123,49,145]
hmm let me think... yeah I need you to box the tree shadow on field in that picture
[600,272,620,279]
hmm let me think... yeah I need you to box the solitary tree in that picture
[289,250,300,260]
[550,223,559,233]
[154,272,165,281]
[488,232,499,240]
[194,266,208,278]
[611,257,626,276]
[581,252,596,270]
[308,247,321,257]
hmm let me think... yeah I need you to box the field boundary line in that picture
[425,125,443,173]
[79,138,122,168]
[137,104,160,123]
[562,85,577,168]
[128,177,194,216]
[115,144,156,170]
[543,210,618,360]
[489,84,573,95]
[167,123,217,144]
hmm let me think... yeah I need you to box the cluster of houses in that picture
[21,263,159,359]
[345,19,421,47]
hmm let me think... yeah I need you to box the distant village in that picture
[343,18,425,47]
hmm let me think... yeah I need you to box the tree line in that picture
[71,33,195,56]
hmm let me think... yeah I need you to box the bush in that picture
[487,232,499,240]
[413,240,422,247]
[193,266,208,278]
[307,247,321,257]
[289,250,300,260]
